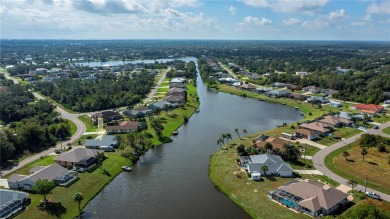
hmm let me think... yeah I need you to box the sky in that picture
[1,0,390,40]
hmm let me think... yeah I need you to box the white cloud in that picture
[236,16,272,32]
[367,2,390,14]
[242,0,328,14]
[302,20,328,29]
[282,18,301,26]
[228,5,237,15]
[351,21,366,26]
[328,9,347,20]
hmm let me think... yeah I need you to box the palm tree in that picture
[243,129,248,137]
[235,129,241,139]
[261,165,269,176]
[217,137,225,148]
[347,179,358,193]
[361,148,368,162]
[224,133,232,144]
[74,192,84,216]
[342,151,350,161]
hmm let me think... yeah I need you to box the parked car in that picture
[366,191,381,200]
[55,149,61,154]
[373,125,379,129]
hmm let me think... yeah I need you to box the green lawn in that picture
[210,146,310,219]
[3,156,55,178]
[157,86,168,93]
[67,119,77,136]
[372,114,390,124]
[78,115,97,132]
[16,152,128,219]
[316,127,363,146]
[324,142,390,195]
[288,158,315,170]
[383,126,390,135]
[297,144,320,156]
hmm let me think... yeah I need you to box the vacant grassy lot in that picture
[78,115,97,132]
[16,152,128,219]
[297,144,320,156]
[210,146,310,219]
[383,126,390,135]
[325,142,390,195]
[372,114,390,124]
[3,156,55,178]
[316,127,363,146]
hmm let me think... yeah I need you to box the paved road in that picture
[218,62,238,80]
[312,120,390,202]
[143,67,171,104]
[1,73,86,176]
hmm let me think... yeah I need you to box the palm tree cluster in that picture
[217,132,232,148]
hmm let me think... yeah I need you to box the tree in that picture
[243,129,248,137]
[282,144,300,161]
[361,148,368,162]
[261,165,269,176]
[151,119,164,137]
[342,151,350,161]
[73,192,84,216]
[235,128,241,139]
[236,144,247,156]
[217,137,225,148]
[347,179,358,193]
[264,142,273,153]
[222,133,232,144]
[32,179,56,203]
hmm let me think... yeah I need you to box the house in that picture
[164,94,185,104]
[385,99,390,105]
[85,135,119,151]
[54,148,104,171]
[254,137,290,150]
[213,72,230,78]
[167,87,186,96]
[307,96,330,104]
[247,73,262,80]
[322,89,338,97]
[254,134,270,141]
[256,86,273,93]
[0,189,29,219]
[288,93,308,101]
[238,83,257,91]
[319,115,353,128]
[265,89,291,98]
[91,111,123,122]
[273,82,289,88]
[295,129,319,140]
[240,154,294,177]
[287,84,302,91]
[296,71,310,77]
[148,101,178,110]
[353,104,384,114]
[105,121,146,134]
[338,111,367,120]
[8,164,78,190]
[329,102,342,108]
[303,86,323,94]
[125,107,152,118]
[299,122,332,134]
[170,77,187,84]
[169,83,186,88]
[268,179,348,217]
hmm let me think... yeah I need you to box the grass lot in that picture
[145,82,200,145]
[210,146,310,219]
[15,152,128,219]
[71,134,98,146]
[383,126,390,135]
[157,86,169,93]
[67,119,77,136]
[78,115,97,132]
[218,85,344,121]
[325,142,390,195]
[3,156,55,178]
[372,114,390,124]
[297,144,320,156]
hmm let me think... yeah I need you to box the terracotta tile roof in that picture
[353,104,384,112]
[295,128,317,136]
[106,121,140,131]
[255,137,289,150]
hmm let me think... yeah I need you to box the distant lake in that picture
[83,58,303,218]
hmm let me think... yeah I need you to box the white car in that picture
[366,191,381,200]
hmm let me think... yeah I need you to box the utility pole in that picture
[364,174,368,193]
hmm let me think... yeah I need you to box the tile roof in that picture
[353,104,384,112]
[106,121,140,132]
[255,137,289,150]
[54,148,103,163]
[299,122,331,133]
[319,115,352,126]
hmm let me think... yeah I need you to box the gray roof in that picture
[85,135,118,147]
[8,174,28,183]
[246,154,293,174]
[54,148,103,163]
[29,166,46,174]
[8,164,68,183]
[0,189,28,206]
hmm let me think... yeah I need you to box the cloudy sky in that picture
[1,0,390,40]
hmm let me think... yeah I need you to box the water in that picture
[84,58,303,218]
[75,57,194,67]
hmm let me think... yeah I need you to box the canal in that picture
[83,59,303,218]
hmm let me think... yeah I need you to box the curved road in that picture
[1,73,86,176]
[313,120,390,202]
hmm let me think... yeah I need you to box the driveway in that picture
[286,138,327,149]
[294,170,324,175]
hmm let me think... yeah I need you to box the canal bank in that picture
[83,59,303,218]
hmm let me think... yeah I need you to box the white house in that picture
[240,154,293,177]
[329,102,342,108]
